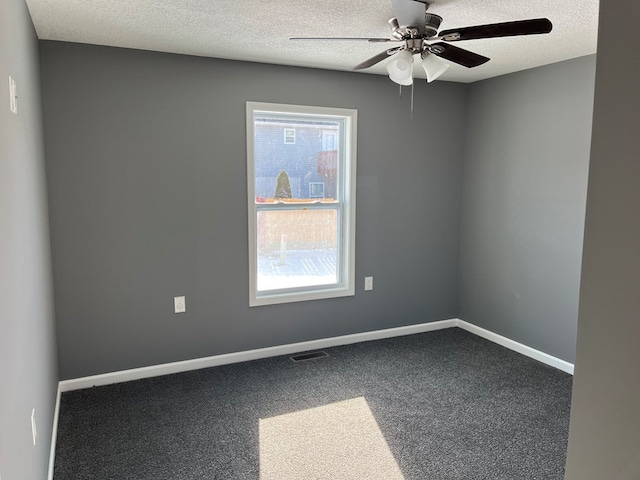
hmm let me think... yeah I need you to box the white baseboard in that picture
[47,384,61,480]
[455,319,574,375]
[49,317,574,479]
[58,319,574,393]
[58,318,458,392]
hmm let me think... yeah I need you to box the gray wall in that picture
[458,55,596,363]
[565,2,640,478]
[40,42,466,380]
[0,1,58,479]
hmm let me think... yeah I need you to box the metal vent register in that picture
[290,351,329,362]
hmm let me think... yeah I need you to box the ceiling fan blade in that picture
[353,47,404,70]
[439,18,552,41]
[429,43,489,68]
[391,0,427,33]
[290,37,393,43]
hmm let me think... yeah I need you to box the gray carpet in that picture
[54,328,573,479]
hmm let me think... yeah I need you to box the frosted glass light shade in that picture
[422,54,450,83]
[387,50,414,85]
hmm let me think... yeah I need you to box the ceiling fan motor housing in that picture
[390,12,441,40]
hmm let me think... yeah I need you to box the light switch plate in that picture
[364,276,373,291]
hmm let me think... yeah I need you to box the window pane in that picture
[257,209,338,292]
[254,116,340,203]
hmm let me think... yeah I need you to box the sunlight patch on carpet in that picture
[259,396,404,480]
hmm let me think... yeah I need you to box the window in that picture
[322,130,337,151]
[247,102,357,306]
[309,182,325,199]
[284,128,296,144]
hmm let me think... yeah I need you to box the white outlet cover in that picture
[174,296,186,313]
[364,276,373,291]
[9,75,17,114]
[31,408,37,446]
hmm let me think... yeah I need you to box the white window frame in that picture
[246,102,357,307]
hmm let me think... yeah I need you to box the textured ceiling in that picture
[26,0,599,83]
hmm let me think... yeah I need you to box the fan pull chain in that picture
[398,84,414,119]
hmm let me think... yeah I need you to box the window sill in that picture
[250,284,355,307]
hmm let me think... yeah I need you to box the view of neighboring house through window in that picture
[246,102,357,306]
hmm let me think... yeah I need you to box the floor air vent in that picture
[290,351,329,362]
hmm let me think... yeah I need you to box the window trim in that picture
[246,102,357,307]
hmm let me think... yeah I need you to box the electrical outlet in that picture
[174,296,186,313]
[31,408,37,446]
[364,276,373,291]
[8,75,17,114]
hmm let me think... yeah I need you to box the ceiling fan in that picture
[291,0,552,84]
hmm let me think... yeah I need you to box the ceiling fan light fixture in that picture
[388,70,414,85]
[421,52,450,83]
[387,49,414,85]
